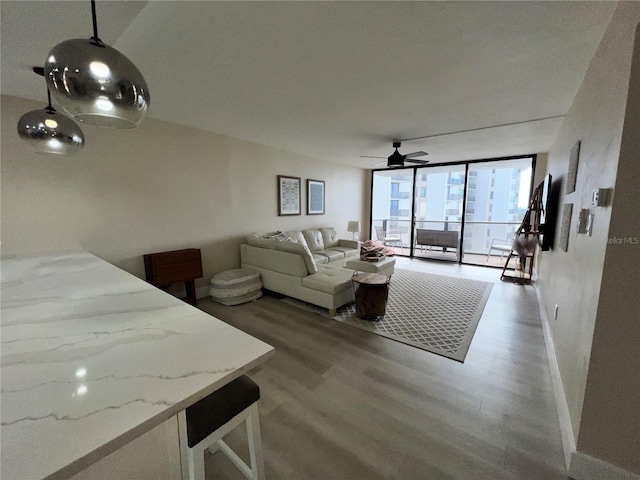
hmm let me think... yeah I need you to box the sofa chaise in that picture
[240,228,360,315]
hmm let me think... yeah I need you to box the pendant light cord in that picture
[45,89,56,114]
[89,0,105,47]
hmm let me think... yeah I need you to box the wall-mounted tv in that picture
[538,173,559,251]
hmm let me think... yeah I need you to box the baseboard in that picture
[569,451,640,480]
[534,284,576,468]
[196,285,210,300]
[163,285,210,302]
[535,285,640,480]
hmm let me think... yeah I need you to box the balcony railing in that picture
[371,219,523,263]
[390,192,411,200]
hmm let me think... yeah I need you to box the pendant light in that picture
[17,69,85,155]
[44,0,150,129]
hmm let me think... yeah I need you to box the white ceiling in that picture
[1,1,617,169]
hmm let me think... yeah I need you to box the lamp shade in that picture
[347,221,360,233]
[45,38,150,128]
[17,108,85,155]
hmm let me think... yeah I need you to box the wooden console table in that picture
[144,248,203,305]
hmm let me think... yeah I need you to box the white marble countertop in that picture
[1,252,274,480]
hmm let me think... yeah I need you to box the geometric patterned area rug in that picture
[282,268,493,362]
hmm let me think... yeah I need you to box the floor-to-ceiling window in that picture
[369,155,534,267]
[463,157,533,266]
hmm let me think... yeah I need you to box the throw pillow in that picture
[247,233,279,249]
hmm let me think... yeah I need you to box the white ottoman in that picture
[345,256,396,276]
[210,269,262,306]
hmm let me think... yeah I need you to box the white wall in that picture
[1,94,368,289]
[538,3,640,476]
[576,20,640,476]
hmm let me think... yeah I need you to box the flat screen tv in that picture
[538,173,559,251]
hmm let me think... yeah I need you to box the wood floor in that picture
[196,258,567,480]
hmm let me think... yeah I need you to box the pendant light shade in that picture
[17,95,85,155]
[44,1,150,129]
[45,39,149,129]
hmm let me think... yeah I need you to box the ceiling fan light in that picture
[45,38,150,129]
[17,108,85,155]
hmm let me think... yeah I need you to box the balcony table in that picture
[0,251,274,480]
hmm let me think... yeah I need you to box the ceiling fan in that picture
[361,141,429,168]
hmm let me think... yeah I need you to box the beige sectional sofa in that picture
[240,228,360,315]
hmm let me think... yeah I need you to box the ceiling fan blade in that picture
[371,160,388,167]
[405,158,430,165]
[404,151,428,159]
[360,155,387,159]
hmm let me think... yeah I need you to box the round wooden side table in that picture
[351,272,391,321]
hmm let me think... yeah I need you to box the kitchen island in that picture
[1,251,274,480]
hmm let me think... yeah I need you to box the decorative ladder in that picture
[500,183,544,284]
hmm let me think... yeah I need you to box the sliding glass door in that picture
[371,169,414,255]
[412,165,466,262]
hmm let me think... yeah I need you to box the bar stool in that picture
[178,375,265,480]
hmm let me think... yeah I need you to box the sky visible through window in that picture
[518,168,532,209]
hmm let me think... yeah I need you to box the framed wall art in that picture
[566,140,581,194]
[278,175,301,216]
[559,203,573,252]
[307,179,325,215]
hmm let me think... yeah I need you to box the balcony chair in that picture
[375,226,403,252]
[487,233,516,260]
